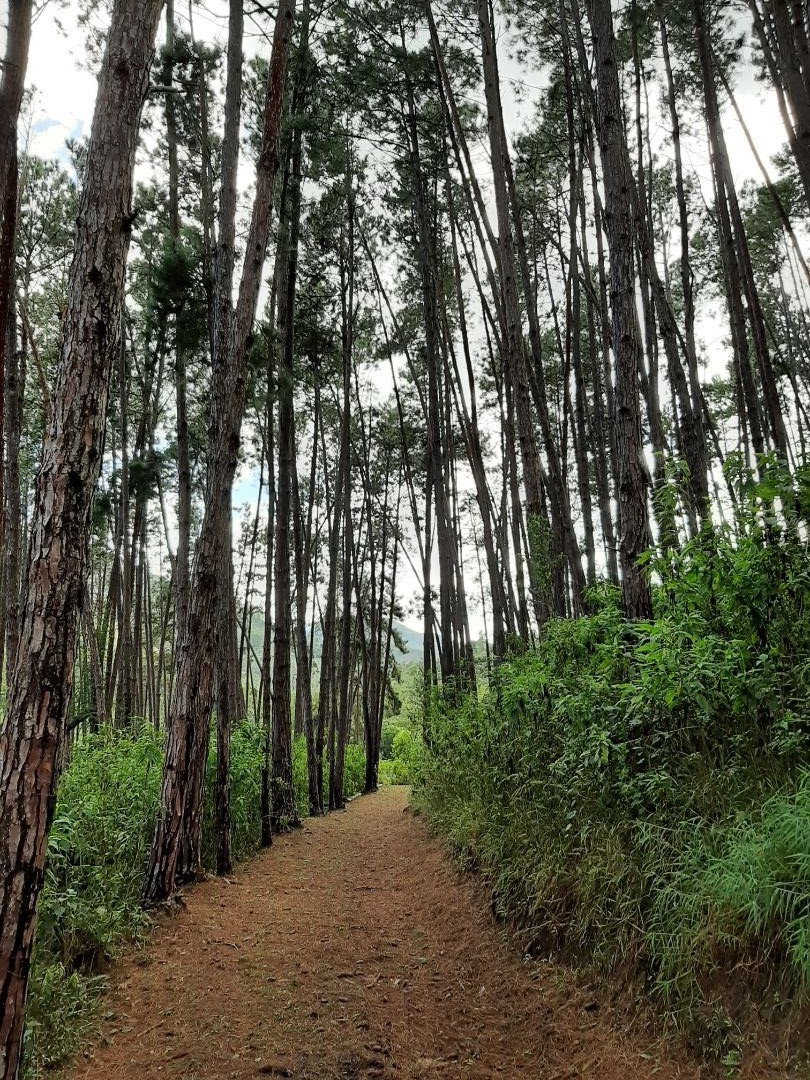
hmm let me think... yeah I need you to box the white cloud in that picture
[25,10,96,162]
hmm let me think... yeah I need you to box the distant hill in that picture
[244,619,423,680]
[391,622,423,660]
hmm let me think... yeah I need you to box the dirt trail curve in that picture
[69,787,696,1080]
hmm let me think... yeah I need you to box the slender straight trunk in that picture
[168,0,247,882]
[164,0,192,637]
[444,176,511,656]
[331,483,354,812]
[0,6,30,626]
[316,414,346,817]
[208,0,246,873]
[329,159,355,810]
[260,368,277,845]
[477,0,571,627]
[115,337,134,724]
[587,0,653,619]
[83,586,106,729]
[0,4,163,1074]
[375,514,399,773]
[143,0,296,905]
[215,532,237,876]
[292,421,318,813]
[693,2,767,465]
[365,526,393,794]
[749,0,810,208]
[271,147,304,833]
[401,43,456,683]
[0,151,20,690]
[559,5,596,584]
[695,1,790,464]
[624,18,708,532]
[270,0,312,826]
[660,14,711,513]
[580,187,619,582]
[239,449,265,680]
[719,60,810,286]
[3,284,23,689]
[0,1,32,217]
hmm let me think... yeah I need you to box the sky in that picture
[19,3,787,183]
[9,1,800,639]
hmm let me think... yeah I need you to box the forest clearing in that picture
[1,0,810,1077]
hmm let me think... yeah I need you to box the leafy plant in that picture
[380,727,422,785]
[417,480,810,1038]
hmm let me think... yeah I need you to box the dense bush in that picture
[417,475,810,1036]
[23,723,366,1077]
[380,727,422,785]
[27,725,164,1073]
[342,742,367,798]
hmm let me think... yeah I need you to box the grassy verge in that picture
[417,481,810,1066]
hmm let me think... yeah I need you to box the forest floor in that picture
[66,786,701,1080]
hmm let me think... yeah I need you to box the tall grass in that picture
[417,467,810,1052]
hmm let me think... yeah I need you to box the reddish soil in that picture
[68,787,699,1080]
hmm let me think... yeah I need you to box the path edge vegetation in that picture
[415,464,810,1073]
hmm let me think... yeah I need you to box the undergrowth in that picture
[416,464,810,1059]
[379,726,421,785]
[23,723,365,1077]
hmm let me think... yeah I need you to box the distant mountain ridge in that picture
[246,620,424,674]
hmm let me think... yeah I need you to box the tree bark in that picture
[0,4,163,1074]
[587,0,653,619]
[0,1,32,218]
[143,0,296,906]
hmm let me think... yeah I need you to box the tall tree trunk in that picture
[694,0,790,464]
[0,4,163,1074]
[3,284,23,689]
[270,146,304,833]
[660,12,711,524]
[0,146,21,689]
[587,0,653,619]
[477,0,576,626]
[143,0,296,905]
[444,175,511,657]
[329,158,356,810]
[0,1,31,217]
[115,337,134,724]
[215,532,237,876]
[260,368,277,845]
[749,0,810,209]
[401,39,457,683]
[292,423,318,813]
[163,0,192,638]
[316,409,346,817]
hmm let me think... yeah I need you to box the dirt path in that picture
[68,787,696,1080]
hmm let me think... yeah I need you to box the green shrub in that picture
[380,727,422,785]
[343,743,367,798]
[381,717,408,760]
[648,777,810,1002]
[201,721,264,864]
[24,962,104,1077]
[38,724,163,971]
[417,473,810,1028]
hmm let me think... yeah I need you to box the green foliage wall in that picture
[380,727,422,785]
[417,497,810,1038]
